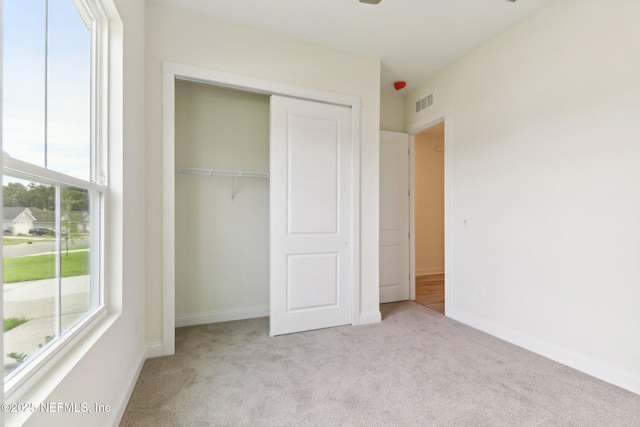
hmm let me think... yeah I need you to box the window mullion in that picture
[44,0,49,169]
[54,184,62,339]
[91,192,102,308]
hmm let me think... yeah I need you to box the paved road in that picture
[3,238,90,258]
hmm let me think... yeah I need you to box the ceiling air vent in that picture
[415,93,433,113]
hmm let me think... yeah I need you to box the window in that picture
[2,0,108,392]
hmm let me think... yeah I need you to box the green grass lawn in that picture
[67,244,90,250]
[2,238,25,246]
[3,237,37,246]
[3,251,90,283]
[4,316,29,332]
[3,237,57,246]
[3,237,88,249]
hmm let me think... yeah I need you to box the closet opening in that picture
[174,80,270,328]
[162,62,362,354]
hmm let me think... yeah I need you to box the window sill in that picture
[4,308,120,427]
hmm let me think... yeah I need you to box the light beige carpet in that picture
[121,302,640,426]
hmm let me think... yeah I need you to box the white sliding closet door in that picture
[270,95,353,336]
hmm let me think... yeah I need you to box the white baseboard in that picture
[145,341,164,359]
[447,309,640,396]
[416,268,444,275]
[111,346,146,427]
[358,310,382,325]
[175,305,269,328]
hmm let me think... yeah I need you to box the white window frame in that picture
[1,0,111,399]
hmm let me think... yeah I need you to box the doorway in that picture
[412,122,445,313]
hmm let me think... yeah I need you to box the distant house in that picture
[2,207,90,236]
[29,209,56,232]
[63,211,91,233]
[2,207,37,235]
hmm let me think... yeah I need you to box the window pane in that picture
[2,0,47,168]
[60,186,96,332]
[47,0,92,180]
[3,176,57,378]
[2,0,92,180]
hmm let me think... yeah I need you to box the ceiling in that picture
[152,0,555,93]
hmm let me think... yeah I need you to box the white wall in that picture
[405,0,640,393]
[145,3,381,345]
[414,125,444,275]
[16,0,147,425]
[175,81,269,324]
[380,91,405,132]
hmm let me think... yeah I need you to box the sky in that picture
[2,0,92,182]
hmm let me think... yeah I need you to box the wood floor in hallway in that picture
[415,273,444,314]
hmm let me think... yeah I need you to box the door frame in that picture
[406,111,452,314]
[161,61,362,355]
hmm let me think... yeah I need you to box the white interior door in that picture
[379,131,410,303]
[270,95,353,336]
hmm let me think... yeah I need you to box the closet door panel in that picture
[270,95,352,336]
[288,114,338,235]
[287,253,338,310]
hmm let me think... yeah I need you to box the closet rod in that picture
[176,167,269,178]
